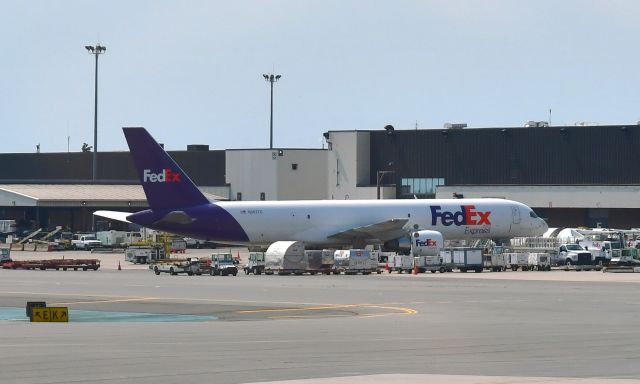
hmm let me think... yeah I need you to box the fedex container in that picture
[388,254,413,273]
[265,241,307,274]
[333,249,378,274]
[506,252,529,271]
[527,252,551,271]
[306,249,334,274]
[452,248,483,273]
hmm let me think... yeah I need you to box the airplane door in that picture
[511,205,521,225]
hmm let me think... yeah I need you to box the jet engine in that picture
[410,230,444,256]
[383,230,444,256]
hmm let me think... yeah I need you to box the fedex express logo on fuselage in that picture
[143,169,181,183]
[430,205,491,226]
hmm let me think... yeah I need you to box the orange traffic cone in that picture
[118,261,122,271]
[413,264,418,275]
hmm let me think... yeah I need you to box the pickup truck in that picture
[152,258,200,276]
[558,244,592,266]
[71,234,102,250]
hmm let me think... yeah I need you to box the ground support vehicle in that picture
[1,258,100,271]
[209,253,238,276]
[1,247,10,263]
[333,249,379,275]
[265,241,308,275]
[244,252,265,275]
[451,248,483,273]
[602,248,640,273]
[151,258,200,276]
[387,254,413,273]
[527,253,551,271]
[71,234,102,250]
[125,245,164,264]
[305,250,334,275]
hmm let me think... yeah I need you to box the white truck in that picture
[558,244,593,266]
[71,234,102,250]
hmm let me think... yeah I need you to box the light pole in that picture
[85,44,106,181]
[262,73,281,149]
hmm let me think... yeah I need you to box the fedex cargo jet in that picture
[95,128,547,250]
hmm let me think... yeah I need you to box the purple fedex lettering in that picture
[431,205,491,226]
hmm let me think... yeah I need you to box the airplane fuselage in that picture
[128,198,547,247]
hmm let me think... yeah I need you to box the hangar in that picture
[1,123,638,231]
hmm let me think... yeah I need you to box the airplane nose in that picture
[538,218,548,234]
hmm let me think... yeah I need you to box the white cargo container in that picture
[451,248,483,273]
[265,241,307,275]
[527,252,551,271]
[305,249,334,274]
[126,245,164,264]
[439,250,454,272]
[387,254,413,273]
[413,256,426,272]
[333,249,378,274]
[506,252,529,271]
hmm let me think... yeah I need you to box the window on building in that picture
[400,178,445,198]
[236,192,242,201]
[291,163,298,170]
[260,192,266,201]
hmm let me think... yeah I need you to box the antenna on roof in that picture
[549,108,552,126]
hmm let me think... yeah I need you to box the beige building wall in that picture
[326,131,395,200]
[226,149,328,201]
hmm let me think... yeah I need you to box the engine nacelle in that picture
[383,236,412,254]
[410,230,444,256]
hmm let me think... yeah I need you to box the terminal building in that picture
[0,123,638,231]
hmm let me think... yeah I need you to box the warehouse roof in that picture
[0,184,225,207]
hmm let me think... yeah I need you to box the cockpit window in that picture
[529,211,538,218]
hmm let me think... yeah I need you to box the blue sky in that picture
[1,0,638,153]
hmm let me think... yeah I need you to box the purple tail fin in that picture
[123,127,210,211]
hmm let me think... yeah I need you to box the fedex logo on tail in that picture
[430,205,491,226]
[143,169,181,183]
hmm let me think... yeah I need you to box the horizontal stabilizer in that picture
[93,210,132,223]
[328,218,409,242]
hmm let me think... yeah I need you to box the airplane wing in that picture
[93,210,132,223]
[328,218,409,242]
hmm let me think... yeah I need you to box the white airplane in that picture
[95,128,548,251]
